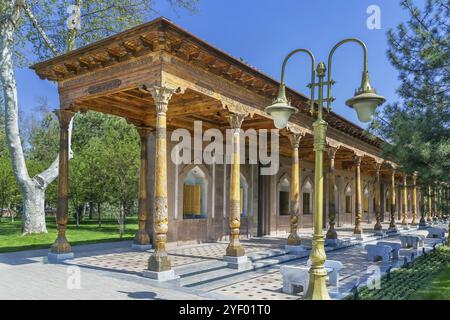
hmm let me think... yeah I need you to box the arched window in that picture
[363,186,370,213]
[302,179,313,215]
[279,177,290,216]
[345,184,353,213]
[240,174,249,217]
[183,166,208,219]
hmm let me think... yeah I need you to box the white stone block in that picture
[47,252,74,263]
[131,244,152,251]
[142,269,179,282]
[223,255,253,271]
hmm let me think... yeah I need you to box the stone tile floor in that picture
[0,221,447,300]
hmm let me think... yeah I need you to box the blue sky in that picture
[15,0,413,128]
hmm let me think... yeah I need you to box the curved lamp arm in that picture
[279,49,316,113]
[326,38,368,109]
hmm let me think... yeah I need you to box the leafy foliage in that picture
[371,0,450,186]
[354,246,450,300]
[14,0,199,63]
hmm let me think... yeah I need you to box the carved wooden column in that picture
[353,155,363,236]
[145,86,176,279]
[374,163,383,232]
[388,170,398,232]
[225,113,247,260]
[411,172,418,226]
[50,110,75,261]
[401,174,409,226]
[427,185,433,221]
[133,126,153,249]
[419,186,426,227]
[287,132,303,246]
[326,147,338,241]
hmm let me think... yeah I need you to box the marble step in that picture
[180,266,240,287]
[175,260,228,277]
[184,253,307,290]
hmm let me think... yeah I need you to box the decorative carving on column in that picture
[134,126,153,246]
[374,162,383,231]
[402,174,409,226]
[353,155,363,235]
[326,146,339,240]
[287,132,304,245]
[147,86,176,272]
[411,172,418,226]
[388,170,398,231]
[226,112,248,257]
[51,109,75,255]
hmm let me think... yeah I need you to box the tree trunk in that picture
[97,202,102,227]
[119,203,125,238]
[9,203,13,223]
[0,1,74,235]
[82,202,87,222]
[21,185,47,234]
[89,201,93,219]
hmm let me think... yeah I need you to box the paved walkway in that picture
[0,221,447,300]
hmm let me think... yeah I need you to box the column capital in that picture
[147,85,178,114]
[55,109,75,129]
[327,146,339,160]
[136,126,154,138]
[353,154,362,166]
[375,162,382,175]
[228,112,247,129]
[288,132,304,149]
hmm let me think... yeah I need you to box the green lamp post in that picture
[265,39,385,300]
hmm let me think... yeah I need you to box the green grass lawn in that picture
[410,262,450,300]
[0,216,138,253]
[355,246,450,300]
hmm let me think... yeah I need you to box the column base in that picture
[387,228,399,236]
[132,244,152,251]
[223,255,253,271]
[148,253,172,272]
[374,230,386,236]
[353,232,365,240]
[142,269,179,282]
[48,252,74,263]
[285,245,309,256]
[418,222,428,230]
[324,239,339,247]
[133,230,150,247]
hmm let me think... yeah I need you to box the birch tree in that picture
[0,0,198,234]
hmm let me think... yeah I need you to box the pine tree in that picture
[372,0,450,186]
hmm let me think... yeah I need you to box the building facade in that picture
[31,18,425,264]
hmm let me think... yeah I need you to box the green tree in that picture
[372,0,450,187]
[1,0,198,234]
[67,111,140,230]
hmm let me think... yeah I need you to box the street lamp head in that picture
[346,71,386,123]
[265,83,298,129]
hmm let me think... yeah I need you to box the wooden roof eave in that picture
[30,16,385,152]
